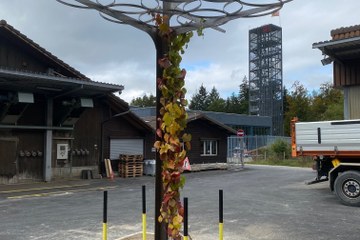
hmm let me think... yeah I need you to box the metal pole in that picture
[184,197,189,240]
[219,189,224,240]
[142,185,147,240]
[103,191,108,240]
[154,32,169,240]
[240,137,244,168]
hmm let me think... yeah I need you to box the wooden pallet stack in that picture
[118,154,144,178]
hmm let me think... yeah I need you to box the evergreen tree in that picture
[206,87,226,112]
[130,93,156,107]
[225,92,240,113]
[238,76,249,114]
[189,84,209,110]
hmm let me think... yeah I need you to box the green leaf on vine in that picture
[182,133,192,142]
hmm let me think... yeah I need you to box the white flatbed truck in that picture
[291,117,360,206]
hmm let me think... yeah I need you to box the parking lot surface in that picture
[1,165,360,240]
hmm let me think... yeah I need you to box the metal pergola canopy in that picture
[57,0,291,35]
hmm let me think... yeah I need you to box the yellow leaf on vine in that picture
[169,198,176,208]
[185,141,191,151]
[154,141,161,149]
[164,133,170,143]
[182,133,192,142]
[167,160,175,170]
[172,214,183,226]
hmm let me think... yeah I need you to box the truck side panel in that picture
[295,120,360,153]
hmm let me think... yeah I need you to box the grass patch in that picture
[248,139,314,168]
[250,156,313,168]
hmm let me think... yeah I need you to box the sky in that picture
[0,1,359,103]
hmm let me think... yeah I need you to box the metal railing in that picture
[227,135,291,164]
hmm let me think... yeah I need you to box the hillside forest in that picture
[130,77,343,136]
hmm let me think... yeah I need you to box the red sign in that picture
[237,129,245,137]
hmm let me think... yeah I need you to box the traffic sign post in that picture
[236,129,245,167]
[237,129,245,137]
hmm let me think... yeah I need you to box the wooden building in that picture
[140,112,237,165]
[313,24,360,119]
[0,20,153,183]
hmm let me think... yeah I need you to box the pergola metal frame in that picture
[56,0,292,239]
[57,0,290,36]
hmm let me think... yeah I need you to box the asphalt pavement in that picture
[1,165,360,240]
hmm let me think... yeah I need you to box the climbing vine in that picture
[153,14,193,239]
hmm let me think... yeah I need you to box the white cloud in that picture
[0,0,359,103]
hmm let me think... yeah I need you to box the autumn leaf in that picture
[156,128,162,138]
[154,14,195,240]
[153,141,161,149]
[158,57,172,69]
[182,133,192,142]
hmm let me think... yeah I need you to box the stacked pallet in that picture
[118,154,144,178]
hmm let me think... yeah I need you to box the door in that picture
[110,139,144,160]
[0,138,18,182]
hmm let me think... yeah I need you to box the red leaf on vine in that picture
[163,194,172,204]
[158,57,172,69]
[160,152,168,161]
[171,171,181,183]
[156,128,162,138]
[178,69,186,79]
[178,206,184,217]
[157,77,163,87]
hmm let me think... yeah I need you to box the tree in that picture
[130,93,156,107]
[206,86,226,112]
[311,82,343,121]
[225,92,240,113]
[238,76,249,114]
[284,81,311,135]
[189,84,209,110]
[283,81,344,135]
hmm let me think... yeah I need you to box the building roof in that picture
[130,107,272,128]
[105,94,154,132]
[0,67,124,98]
[191,110,272,127]
[313,24,360,62]
[0,20,124,98]
[140,112,237,135]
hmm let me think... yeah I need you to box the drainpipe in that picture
[44,98,53,182]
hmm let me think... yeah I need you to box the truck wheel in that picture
[334,171,360,207]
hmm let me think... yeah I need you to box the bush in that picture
[250,139,313,168]
[270,139,291,159]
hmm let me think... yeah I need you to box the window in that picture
[201,140,218,156]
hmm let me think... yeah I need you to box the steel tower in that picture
[249,24,283,136]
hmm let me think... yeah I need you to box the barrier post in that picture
[103,191,108,240]
[142,185,147,240]
[219,189,223,240]
[184,197,188,240]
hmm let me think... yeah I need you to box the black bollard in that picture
[103,190,108,240]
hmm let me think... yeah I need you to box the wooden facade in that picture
[186,119,231,164]
[0,20,154,183]
[141,113,236,165]
[313,24,360,120]
[334,59,360,87]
